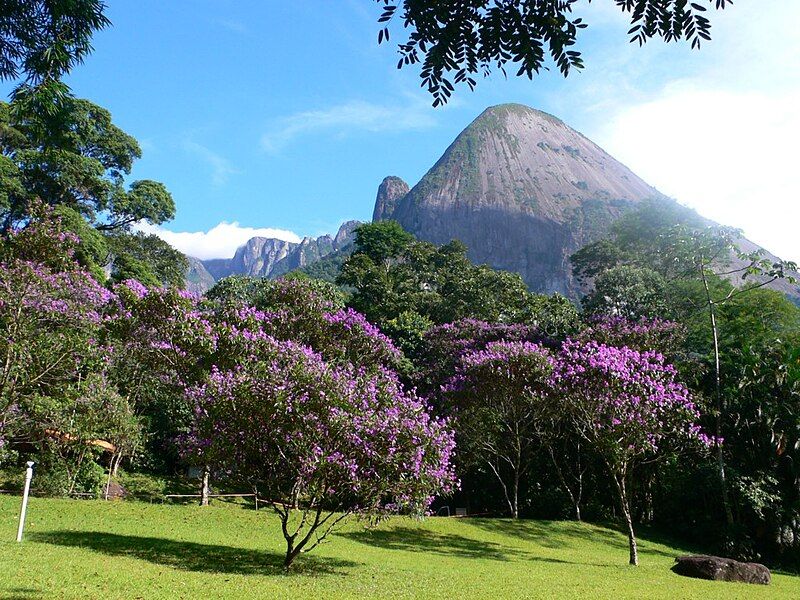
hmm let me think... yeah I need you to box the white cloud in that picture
[599,84,800,261]
[580,0,800,262]
[261,98,437,152]
[138,222,302,260]
[182,141,239,186]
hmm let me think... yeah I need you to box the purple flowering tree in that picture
[418,319,543,396]
[186,338,456,570]
[576,317,686,358]
[0,214,116,459]
[210,277,403,371]
[555,339,711,565]
[109,277,409,499]
[444,340,554,519]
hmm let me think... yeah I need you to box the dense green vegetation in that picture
[1,2,799,592]
[2,203,798,571]
[2,496,799,599]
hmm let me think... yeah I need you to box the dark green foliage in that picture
[582,265,669,321]
[24,374,140,495]
[296,245,354,284]
[571,198,709,282]
[353,221,414,264]
[523,293,582,338]
[207,274,346,312]
[376,1,732,106]
[0,0,109,84]
[107,232,188,288]
[1,96,175,231]
[339,225,577,335]
[381,310,434,358]
[0,92,183,287]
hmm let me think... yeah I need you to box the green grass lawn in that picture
[1,496,798,599]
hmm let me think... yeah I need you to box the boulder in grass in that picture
[672,555,770,585]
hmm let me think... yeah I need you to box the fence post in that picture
[16,461,34,542]
[200,465,210,506]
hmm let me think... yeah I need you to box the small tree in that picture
[444,341,554,519]
[661,225,797,526]
[29,374,140,495]
[555,339,711,565]
[186,338,456,570]
[581,265,669,321]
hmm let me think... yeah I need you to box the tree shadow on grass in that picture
[0,588,45,600]
[30,531,357,576]
[466,518,676,559]
[340,526,547,563]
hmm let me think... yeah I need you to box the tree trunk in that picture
[199,465,210,506]
[280,505,325,571]
[104,452,115,500]
[284,543,300,571]
[611,471,638,566]
[67,447,86,496]
[622,503,639,566]
[701,266,734,527]
[111,451,122,477]
[548,444,582,521]
[485,459,515,518]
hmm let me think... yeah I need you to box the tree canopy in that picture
[339,222,579,338]
[0,95,185,287]
[0,0,109,85]
[375,0,733,106]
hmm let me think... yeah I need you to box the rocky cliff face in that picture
[184,220,360,293]
[379,104,661,296]
[373,176,410,221]
[185,257,216,295]
[376,103,798,302]
[183,103,797,302]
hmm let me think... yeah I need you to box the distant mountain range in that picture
[184,103,798,304]
[185,221,359,294]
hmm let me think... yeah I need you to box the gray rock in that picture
[382,104,661,297]
[185,222,362,293]
[672,555,771,585]
[373,176,410,222]
[185,257,216,295]
[334,220,361,248]
[376,103,799,303]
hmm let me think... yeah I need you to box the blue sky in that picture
[5,1,798,261]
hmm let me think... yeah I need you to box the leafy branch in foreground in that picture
[374,0,732,106]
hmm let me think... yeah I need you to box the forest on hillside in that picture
[2,0,799,576]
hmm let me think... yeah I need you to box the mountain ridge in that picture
[184,103,797,304]
[184,221,360,294]
[380,103,663,296]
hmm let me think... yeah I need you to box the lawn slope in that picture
[1,496,798,599]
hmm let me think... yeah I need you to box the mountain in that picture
[185,257,216,295]
[185,221,360,293]
[377,103,662,297]
[373,176,410,222]
[183,103,797,303]
[374,103,799,303]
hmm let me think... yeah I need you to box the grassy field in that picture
[1,496,798,599]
